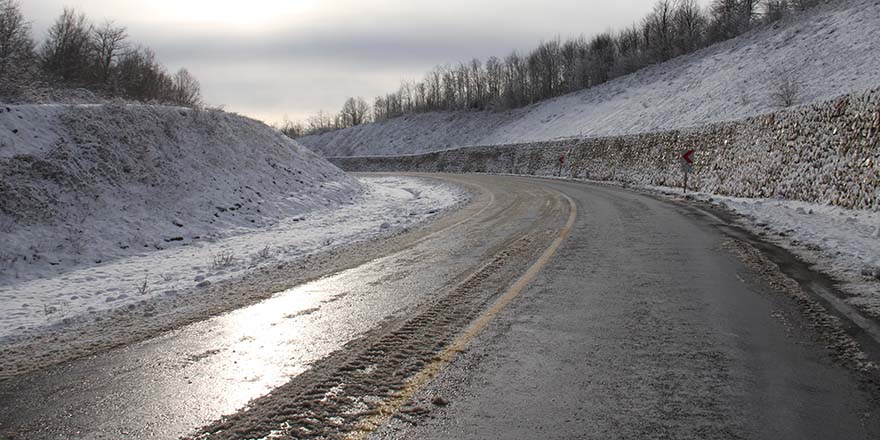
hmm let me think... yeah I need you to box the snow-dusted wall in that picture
[0,104,363,282]
[332,89,880,210]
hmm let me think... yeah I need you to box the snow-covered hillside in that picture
[299,0,880,157]
[0,104,363,285]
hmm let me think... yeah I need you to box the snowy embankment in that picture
[299,0,880,157]
[0,104,469,341]
[1,104,363,285]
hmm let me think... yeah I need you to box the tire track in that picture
[189,186,571,440]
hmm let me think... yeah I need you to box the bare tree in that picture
[0,0,34,75]
[589,33,616,86]
[40,7,93,82]
[277,116,305,138]
[646,0,675,61]
[763,0,789,22]
[116,46,163,100]
[615,24,643,76]
[169,68,201,107]
[306,110,335,134]
[673,0,706,54]
[338,96,370,127]
[769,71,801,107]
[91,20,127,84]
[739,0,763,27]
[559,38,588,92]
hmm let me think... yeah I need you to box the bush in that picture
[769,73,801,107]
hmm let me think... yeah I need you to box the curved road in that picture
[1,174,878,439]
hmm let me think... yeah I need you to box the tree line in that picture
[0,0,202,107]
[287,0,822,138]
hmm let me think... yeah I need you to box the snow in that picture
[713,198,880,277]
[0,175,468,340]
[300,0,880,157]
[0,104,362,286]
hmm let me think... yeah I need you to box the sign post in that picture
[680,149,695,193]
[558,154,566,177]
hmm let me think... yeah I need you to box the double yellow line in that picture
[349,192,578,438]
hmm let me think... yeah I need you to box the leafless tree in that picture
[615,25,643,75]
[645,0,675,61]
[673,0,706,54]
[769,71,801,107]
[40,7,93,82]
[169,68,202,107]
[277,117,305,138]
[589,33,616,86]
[763,0,789,22]
[0,0,34,75]
[91,20,127,84]
[338,96,370,127]
[116,46,164,100]
[306,110,335,134]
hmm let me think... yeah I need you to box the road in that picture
[1,174,879,439]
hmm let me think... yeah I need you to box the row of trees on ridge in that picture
[285,0,822,138]
[0,0,202,107]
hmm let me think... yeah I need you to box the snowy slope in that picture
[300,0,880,156]
[0,104,363,285]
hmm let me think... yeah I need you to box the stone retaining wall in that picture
[331,88,880,210]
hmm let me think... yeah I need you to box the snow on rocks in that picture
[300,0,880,158]
[0,175,469,341]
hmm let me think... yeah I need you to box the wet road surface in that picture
[2,175,879,439]
[372,178,880,439]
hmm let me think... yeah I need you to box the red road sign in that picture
[682,149,695,164]
[559,155,566,164]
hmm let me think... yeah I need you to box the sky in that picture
[20,0,710,125]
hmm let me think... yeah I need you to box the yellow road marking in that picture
[348,191,578,439]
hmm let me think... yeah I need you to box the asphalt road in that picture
[373,177,880,439]
[1,175,878,439]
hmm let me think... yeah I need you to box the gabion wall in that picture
[332,89,880,210]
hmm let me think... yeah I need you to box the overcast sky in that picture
[21,0,710,125]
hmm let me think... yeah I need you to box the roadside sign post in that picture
[680,149,695,193]
[558,154,566,177]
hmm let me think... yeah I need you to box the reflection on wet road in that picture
[0,175,568,439]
